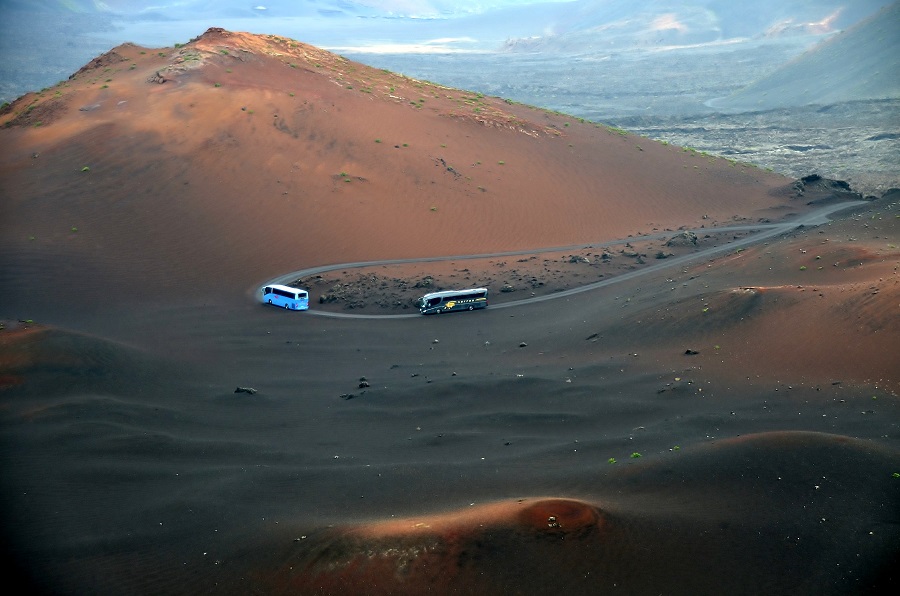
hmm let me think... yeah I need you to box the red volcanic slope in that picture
[0,28,799,309]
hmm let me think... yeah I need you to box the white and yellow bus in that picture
[417,288,488,315]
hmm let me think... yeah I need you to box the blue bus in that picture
[262,284,309,310]
[417,288,488,315]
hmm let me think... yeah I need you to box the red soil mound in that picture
[254,432,898,596]
[273,497,604,594]
[0,322,41,390]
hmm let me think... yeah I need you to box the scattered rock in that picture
[234,386,257,395]
[684,349,699,355]
[785,144,832,152]
[866,132,900,141]
[436,157,460,178]
[666,231,699,247]
[358,380,370,389]
[519,342,528,348]
[148,72,168,84]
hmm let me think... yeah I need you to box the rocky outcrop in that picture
[792,174,864,204]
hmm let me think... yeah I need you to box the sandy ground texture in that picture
[1,29,898,595]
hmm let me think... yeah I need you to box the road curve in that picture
[261,201,867,320]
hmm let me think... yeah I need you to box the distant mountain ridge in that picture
[499,0,889,52]
[711,1,900,110]
[1,0,893,112]
[4,0,888,33]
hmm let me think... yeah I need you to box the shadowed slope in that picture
[2,318,897,595]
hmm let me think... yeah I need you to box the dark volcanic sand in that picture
[2,202,898,595]
[1,30,899,595]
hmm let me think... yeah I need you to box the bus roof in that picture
[265,284,308,294]
[419,288,488,300]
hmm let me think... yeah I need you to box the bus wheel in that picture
[468,306,474,311]
[284,303,290,309]
[268,299,273,304]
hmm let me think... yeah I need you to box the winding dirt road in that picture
[262,201,866,319]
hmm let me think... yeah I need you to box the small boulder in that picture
[666,231,699,247]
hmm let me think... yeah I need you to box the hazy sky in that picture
[346,0,573,16]
[33,0,575,18]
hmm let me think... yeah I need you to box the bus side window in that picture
[264,287,271,294]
